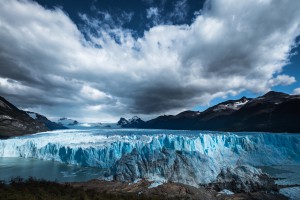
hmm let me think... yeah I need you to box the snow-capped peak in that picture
[117,116,144,128]
[57,117,79,126]
[129,116,141,122]
[213,97,249,112]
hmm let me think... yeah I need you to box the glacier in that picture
[0,129,299,187]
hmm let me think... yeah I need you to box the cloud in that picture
[169,0,189,22]
[0,0,300,122]
[80,85,107,100]
[145,0,190,26]
[146,7,163,27]
[268,75,296,87]
[146,7,159,19]
[293,87,300,95]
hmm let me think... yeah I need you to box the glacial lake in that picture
[0,157,105,183]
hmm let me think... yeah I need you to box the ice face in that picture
[0,130,299,185]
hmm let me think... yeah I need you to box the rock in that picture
[0,96,49,138]
[213,165,277,193]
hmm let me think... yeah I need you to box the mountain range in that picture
[119,91,300,133]
[0,91,300,138]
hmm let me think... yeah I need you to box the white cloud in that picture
[80,85,109,101]
[0,78,32,94]
[268,75,296,87]
[0,0,300,122]
[146,7,159,19]
[146,7,161,26]
[86,104,103,111]
[170,0,189,22]
[292,87,300,95]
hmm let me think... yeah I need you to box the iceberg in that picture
[0,130,299,186]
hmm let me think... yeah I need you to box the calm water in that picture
[259,165,300,200]
[0,157,105,182]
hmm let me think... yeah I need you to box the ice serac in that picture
[0,130,299,187]
[112,147,219,186]
[213,165,276,192]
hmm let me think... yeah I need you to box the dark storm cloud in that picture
[0,56,35,84]
[0,0,299,122]
[129,86,200,114]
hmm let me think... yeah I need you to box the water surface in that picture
[0,157,105,182]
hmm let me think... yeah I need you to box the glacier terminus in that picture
[0,129,299,190]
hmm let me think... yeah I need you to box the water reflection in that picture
[0,157,105,183]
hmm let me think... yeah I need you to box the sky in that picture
[0,0,300,122]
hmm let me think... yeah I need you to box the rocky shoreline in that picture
[0,172,296,200]
[70,179,289,200]
[69,164,296,200]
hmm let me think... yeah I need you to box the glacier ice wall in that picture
[0,130,299,186]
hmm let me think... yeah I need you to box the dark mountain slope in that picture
[26,111,67,130]
[0,96,49,138]
[221,91,300,132]
[141,91,300,133]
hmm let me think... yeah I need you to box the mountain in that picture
[26,111,67,130]
[117,117,128,126]
[57,117,79,127]
[141,91,300,133]
[0,96,49,138]
[117,116,145,128]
